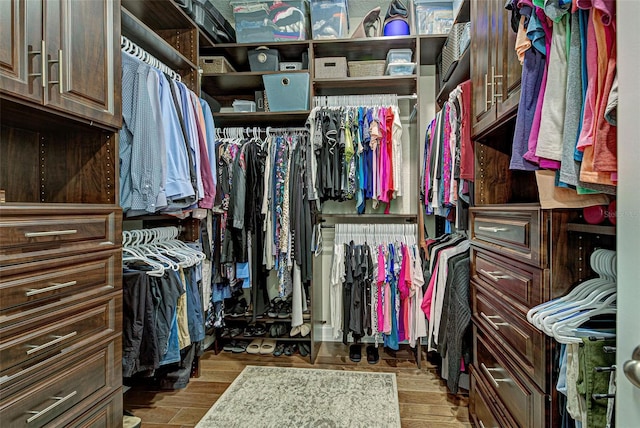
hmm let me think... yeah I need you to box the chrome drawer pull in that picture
[480,363,510,389]
[26,281,77,297]
[26,391,77,423]
[479,269,512,282]
[479,421,486,428]
[25,331,77,355]
[477,226,508,233]
[24,229,77,238]
[480,312,509,331]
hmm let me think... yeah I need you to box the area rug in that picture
[196,365,401,428]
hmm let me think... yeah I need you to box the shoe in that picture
[366,345,380,364]
[273,342,285,357]
[290,325,301,337]
[246,339,262,354]
[253,323,267,336]
[299,342,310,357]
[349,344,362,362]
[223,340,236,352]
[220,327,231,338]
[229,298,248,317]
[231,340,249,353]
[267,297,282,318]
[284,343,298,356]
[299,323,311,337]
[269,322,287,338]
[277,298,292,319]
[259,339,277,355]
[229,327,243,338]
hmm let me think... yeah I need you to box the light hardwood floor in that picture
[124,342,471,428]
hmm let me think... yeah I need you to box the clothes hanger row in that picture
[120,36,181,82]
[122,226,205,277]
[214,126,308,141]
[333,223,417,247]
[314,94,400,108]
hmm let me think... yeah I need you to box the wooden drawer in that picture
[470,367,509,428]
[0,293,119,382]
[0,204,121,265]
[472,247,546,313]
[0,250,121,317]
[474,326,549,428]
[470,206,544,267]
[473,282,548,390]
[0,336,120,428]
[57,391,122,428]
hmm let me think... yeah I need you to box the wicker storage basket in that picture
[440,22,470,82]
[347,60,386,77]
[199,56,236,74]
[315,57,348,78]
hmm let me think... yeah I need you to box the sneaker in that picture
[267,298,282,318]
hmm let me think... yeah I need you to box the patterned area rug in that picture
[196,366,401,428]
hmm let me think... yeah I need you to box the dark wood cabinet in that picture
[0,0,121,130]
[470,0,521,138]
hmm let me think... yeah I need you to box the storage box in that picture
[413,0,453,35]
[233,100,257,112]
[348,60,386,77]
[315,57,348,78]
[386,62,416,76]
[248,47,280,71]
[188,0,236,43]
[280,62,303,71]
[262,73,310,111]
[386,49,413,65]
[232,0,310,43]
[440,22,470,81]
[310,0,349,39]
[199,56,236,74]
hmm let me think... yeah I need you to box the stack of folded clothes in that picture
[233,1,309,43]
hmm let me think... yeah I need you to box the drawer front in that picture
[471,368,507,428]
[0,207,121,265]
[474,326,548,428]
[473,283,548,389]
[470,207,543,267]
[57,391,122,428]
[472,247,546,313]
[0,250,121,316]
[0,293,118,380]
[0,337,119,428]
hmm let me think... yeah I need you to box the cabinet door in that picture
[43,0,121,129]
[470,0,496,136]
[0,0,43,103]
[495,2,521,120]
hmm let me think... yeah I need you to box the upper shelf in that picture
[313,36,418,62]
[314,76,417,97]
[212,111,311,127]
[436,47,470,106]
[121,0,195,31]
[419,35,448,66]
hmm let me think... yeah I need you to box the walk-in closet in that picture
[1,0,638,427]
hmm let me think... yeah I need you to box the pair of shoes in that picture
[220,327,231,338]
[229,327,243,338]
[244,323,267,337]
[246,338,278,355]
[229,298,247,317]
[290,323,311,337]
[349,344,362,362]
[267,297,282,318]
[283,343,298,356]
[224,340,249,353]
[277,298,292,319]
[366,345,380,364]
[299,342,311,357]
[273,342,286,357]
[269,322,287,338]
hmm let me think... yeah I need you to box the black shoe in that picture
[267,297,281,318]
[273,342,285,357]
[299,342,310,357]
[349,344,362,363]
[366,345,379,364]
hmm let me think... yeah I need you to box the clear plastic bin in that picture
[386,49,413,65]
[232,0,310,43]
[385,62,416,76]
[310,0,349,39]
[232,100,257,112]
[413,0,454,35]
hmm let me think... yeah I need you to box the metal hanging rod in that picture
[313,93,416,108]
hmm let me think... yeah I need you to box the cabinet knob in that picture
[623,345,640,388]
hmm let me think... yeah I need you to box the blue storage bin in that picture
[232,0,310,43]
[310,0,349,39]
[263,73,310,112]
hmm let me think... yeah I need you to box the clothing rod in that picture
[121,35,181,82]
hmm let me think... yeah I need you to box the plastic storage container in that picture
[262,73,310,111]
[386,49,413,65]
[310,0,349,39]
[188,0,236,43]
[233,100,257,112]
[413,0,454,35]
[232,0,310,43]
[386,62,416,76]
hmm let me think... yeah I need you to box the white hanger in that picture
[551,292,617,344]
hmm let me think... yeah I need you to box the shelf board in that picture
[202,70,310,93]
[313,36,417,61]
[567,223,616,236]
[202,42,311,68]
[436,47,470,106]
[314,76,417,96]
[121,0,195,30]
[419,34,448,65]
[319,213,418,223]
[212,111,311,127]
[121,7,196,71]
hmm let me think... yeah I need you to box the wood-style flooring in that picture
[124,342,471,428]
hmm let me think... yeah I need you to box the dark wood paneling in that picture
[0,125,41,202]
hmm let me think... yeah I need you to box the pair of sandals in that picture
[220,327,243,338]
[349,344,380,364]
[244,323,267,337]
[246,338,277,355]
[222,340,250,353]
[267,297,292,319]
[290,323,311,337]
[269,322,288,338]
[273,342,309,357]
